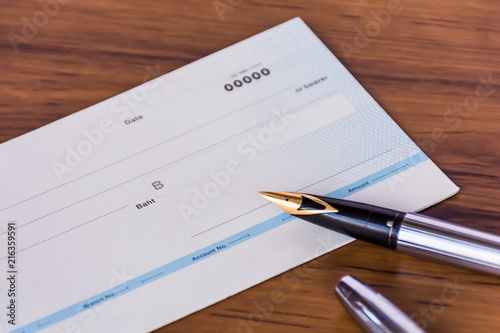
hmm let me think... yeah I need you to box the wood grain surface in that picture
[1,0,500,332]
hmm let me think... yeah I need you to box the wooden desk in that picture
[1,0,499,331]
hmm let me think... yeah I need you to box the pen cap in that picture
[335,275,424,333]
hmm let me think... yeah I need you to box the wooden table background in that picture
[1,0,500,332]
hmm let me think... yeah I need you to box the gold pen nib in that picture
[259,191,338,215]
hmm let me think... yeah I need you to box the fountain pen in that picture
[259,191,500,277]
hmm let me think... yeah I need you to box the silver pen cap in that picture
[335,275,424,333]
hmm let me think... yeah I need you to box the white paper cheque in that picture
[0,18,458,332]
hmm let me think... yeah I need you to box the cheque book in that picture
[0,18,458,332]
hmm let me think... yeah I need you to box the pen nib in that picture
[259,191,338,215]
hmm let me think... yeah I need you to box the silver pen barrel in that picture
[397,213,500,276]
